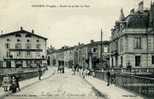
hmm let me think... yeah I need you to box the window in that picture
[36,52,40,57]
[25,43,31,49]
[6,51,10,57]
[26,61,32,67]
[6,61,11,68]
[120,56,123,66]
[36,44,41,49]
[134,37,142,49]
[135,56,141,66]
[25,34,31,37]
[27,39,30,42]
[15,60,23,68]
[15,43,22,49]
[17,51,22,57]
[7,39,10,41]
[5,43,10,49]
[93,48,97,52]
[152,56,154,64]
[27,51,31,56]
[104,47,108,53]
[120,38,123,51]
[15,34,21,37]
[17,39,20,42]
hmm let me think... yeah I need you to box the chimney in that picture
[20,26,23,30]
[119,8,125,21]
[32,29,34,33]
[130,8,135,15]
[1,30,3,35]
[90,40,94,43]
[138,1,144,12]
[78,42,81,45]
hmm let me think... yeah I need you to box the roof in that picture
[0,29,47,40]
[125,12,149,28]
[80,41,110,48]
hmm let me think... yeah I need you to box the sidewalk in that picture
[85,76,144,99]
[0,66,57,98]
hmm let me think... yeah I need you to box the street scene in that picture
[2,68,105,99]
[0,0,154,99]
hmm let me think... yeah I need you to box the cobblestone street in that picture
[2,68,105,99]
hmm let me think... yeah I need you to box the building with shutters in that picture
[0,27,47,73]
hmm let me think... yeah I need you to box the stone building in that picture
[48,40,110,70]
[110,1,154,70]
[0,27,47,69]
[48,46,75,68]
[77,40,110,70]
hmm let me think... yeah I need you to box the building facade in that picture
[77,40,110,70]
[48,40,110,70]
[110,2,154,70]
[0,27,47,69]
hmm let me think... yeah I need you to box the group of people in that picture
[57,65,64,73]
[72,64,93,78]
[1,75,20,93]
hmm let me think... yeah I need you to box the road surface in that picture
[3,69,106,99]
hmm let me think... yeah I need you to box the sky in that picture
[0,0,152,48]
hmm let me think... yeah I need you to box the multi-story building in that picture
[110,1,154,71]
[77,40,110,70]
[48,40,110,70]
[0,27,47,69]
[48,46,75,68]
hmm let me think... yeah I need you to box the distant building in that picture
[110,1,154,70]
[0,27,47,69]
[77,40,110,70]
[48,46,75,68]
[48,40,110,70]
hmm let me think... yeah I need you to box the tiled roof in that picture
[0,29,47,40]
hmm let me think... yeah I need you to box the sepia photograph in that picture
[0,0,154,99]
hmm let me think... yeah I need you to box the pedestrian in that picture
[9,75,17,93]
[107,70,111,86]
[15,76,20,91]
[126,62,132,72]
[38,65,42,80]
[2,74,11,91]
[111,72,116,85]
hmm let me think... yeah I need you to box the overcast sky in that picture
[0,0,152,48]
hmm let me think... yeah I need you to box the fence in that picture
[0,67,46,86]
[95,71,154,97]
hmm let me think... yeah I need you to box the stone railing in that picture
[0,67,46,75]
[95,71,154,98]
[111,67,154,74]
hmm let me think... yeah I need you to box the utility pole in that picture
[100,29,103,69]
[100,29,103,58]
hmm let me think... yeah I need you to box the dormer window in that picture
[15,34,21,37]
[25,34,31,37]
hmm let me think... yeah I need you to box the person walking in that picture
[15,76,20,91]
[2,74,11,92]
[38,65,42,80]
[9,75,17,93]
[107,70,111,86]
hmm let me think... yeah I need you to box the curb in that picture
[82,77,109,99]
